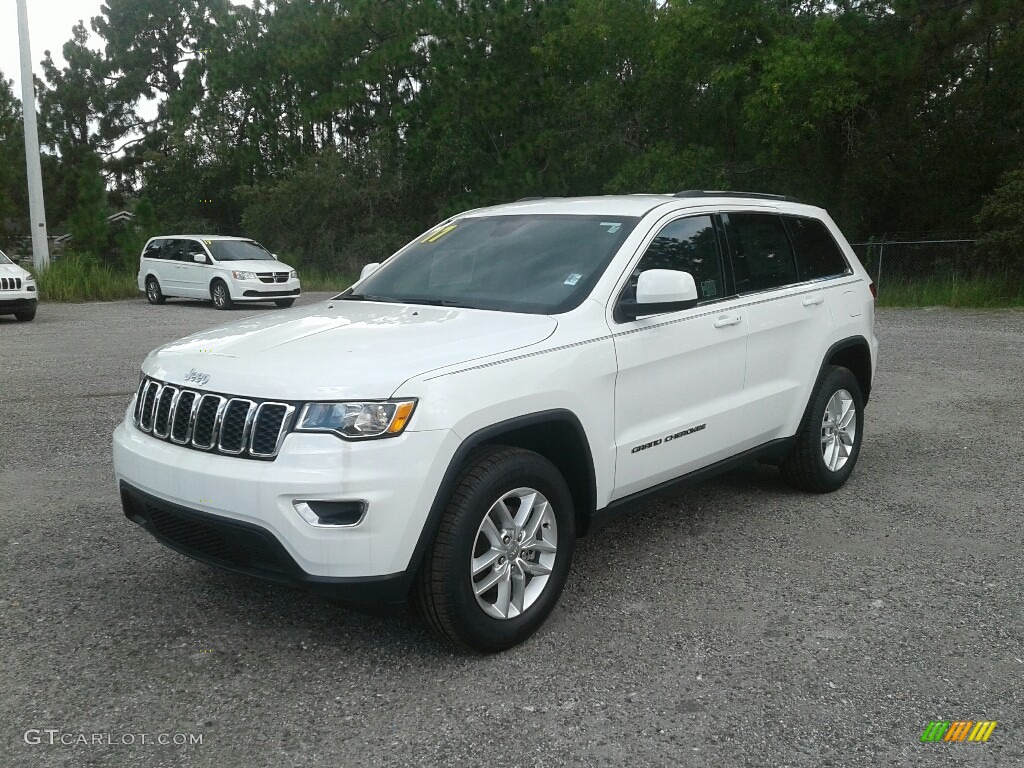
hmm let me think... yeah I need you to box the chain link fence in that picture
[848,237,978,289]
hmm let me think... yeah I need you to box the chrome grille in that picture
[133,377,295,460]
[256,271,290,284]
[0,277,23,290]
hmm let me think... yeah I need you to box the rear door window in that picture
[784,216,850,281]
[164,240,187,262]
[721,213,798,294]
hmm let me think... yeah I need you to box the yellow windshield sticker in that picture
[204,239,212,245]
[421,224,458,243]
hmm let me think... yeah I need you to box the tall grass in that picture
[876,275,1024,308]
[31,255,138,302]
[296,268,355,293]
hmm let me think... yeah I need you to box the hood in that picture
[212,258,293,272]
[143,299,557,400]
[0,262,31,279]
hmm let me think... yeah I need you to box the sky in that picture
[0,0,107,102]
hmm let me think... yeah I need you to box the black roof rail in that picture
[673,190,804,204]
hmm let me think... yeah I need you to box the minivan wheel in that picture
[781,365,864,493]
[145,277,165,305]
[412,446,575,652]
[211,279,233,310]
[274,298,295,308]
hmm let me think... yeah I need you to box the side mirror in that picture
[619,269,699,320]
[192,253,207,263]
[272,253,279,260]
[359,262,381,281]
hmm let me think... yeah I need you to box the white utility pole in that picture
[16,0,50,271]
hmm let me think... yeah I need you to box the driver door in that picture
[610,214,749,499]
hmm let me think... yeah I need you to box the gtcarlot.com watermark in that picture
[24,729,203,747]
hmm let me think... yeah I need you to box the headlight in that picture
[297,400,416,439]
[289,270,297,279]
[232,270,257,280]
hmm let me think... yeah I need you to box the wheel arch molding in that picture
[821,336,873,405]
[406,409,599,580]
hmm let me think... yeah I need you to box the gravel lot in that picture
[2,296,1022,768]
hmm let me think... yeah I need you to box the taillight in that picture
[869,283,877,299]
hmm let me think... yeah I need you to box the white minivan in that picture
[137,235,301,309]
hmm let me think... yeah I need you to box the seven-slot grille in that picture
[257,271,290,284]
[0,277,23,290]
[133,377,295,459]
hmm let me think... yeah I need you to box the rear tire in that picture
[14,305,36,321]
[274,298,295,308]
[781,365,864,493]
[145,277,165,305]
[211,279,233,310]
[412,446,575,652]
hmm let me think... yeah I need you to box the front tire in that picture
[145,277,165,305]
[412,447,576,652]
[274,298,295,308]
[781,365,864,493]
[211,279,233,310]
[15,305,36,321]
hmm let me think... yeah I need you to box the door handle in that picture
[802,294,824,307]
[713,314,742,328]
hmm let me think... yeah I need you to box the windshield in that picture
[0,250,12,265]
[206,240,275,262]
[344,214,639,314]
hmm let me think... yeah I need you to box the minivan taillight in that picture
[869,283,877,300]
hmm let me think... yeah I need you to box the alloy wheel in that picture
[471,487,558,620]
[821,389,856,471]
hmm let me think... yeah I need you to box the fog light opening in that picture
[293,500,367,527]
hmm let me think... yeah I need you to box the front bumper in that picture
[0,295,36,313]
[120,483,412,602]
[230,278,301,301]
[113,414,459,593]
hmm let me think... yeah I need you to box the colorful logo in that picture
[920,720,997,742]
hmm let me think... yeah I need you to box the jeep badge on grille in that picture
[184,368,211,386]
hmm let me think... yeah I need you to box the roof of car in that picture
[464,193,824,218]
[150,235,255,241]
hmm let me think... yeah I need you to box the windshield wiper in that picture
[399,297,480,308]
[337,293,397,302]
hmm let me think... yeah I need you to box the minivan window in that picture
[163,240,187,262]
[143,240,165,259]
[625,216,724,303]
[186,241,208,261]
[207,240,275,262]
[722,213,798,293]
[784,216,850,280]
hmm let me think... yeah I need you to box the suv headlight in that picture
[232,270,257,280]
[297,400,416,439]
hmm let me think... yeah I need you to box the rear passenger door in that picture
[720,212,836,443]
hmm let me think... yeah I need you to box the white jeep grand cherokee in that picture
[113,192,877,651]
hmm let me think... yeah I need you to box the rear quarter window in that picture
[784,216,850,281]
[143,240,165,259]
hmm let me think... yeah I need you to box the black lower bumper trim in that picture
[0,297,36,312]
[119,482,412,604]
[242,288,301,297]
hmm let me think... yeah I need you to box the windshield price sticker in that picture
[421,224,458,243]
